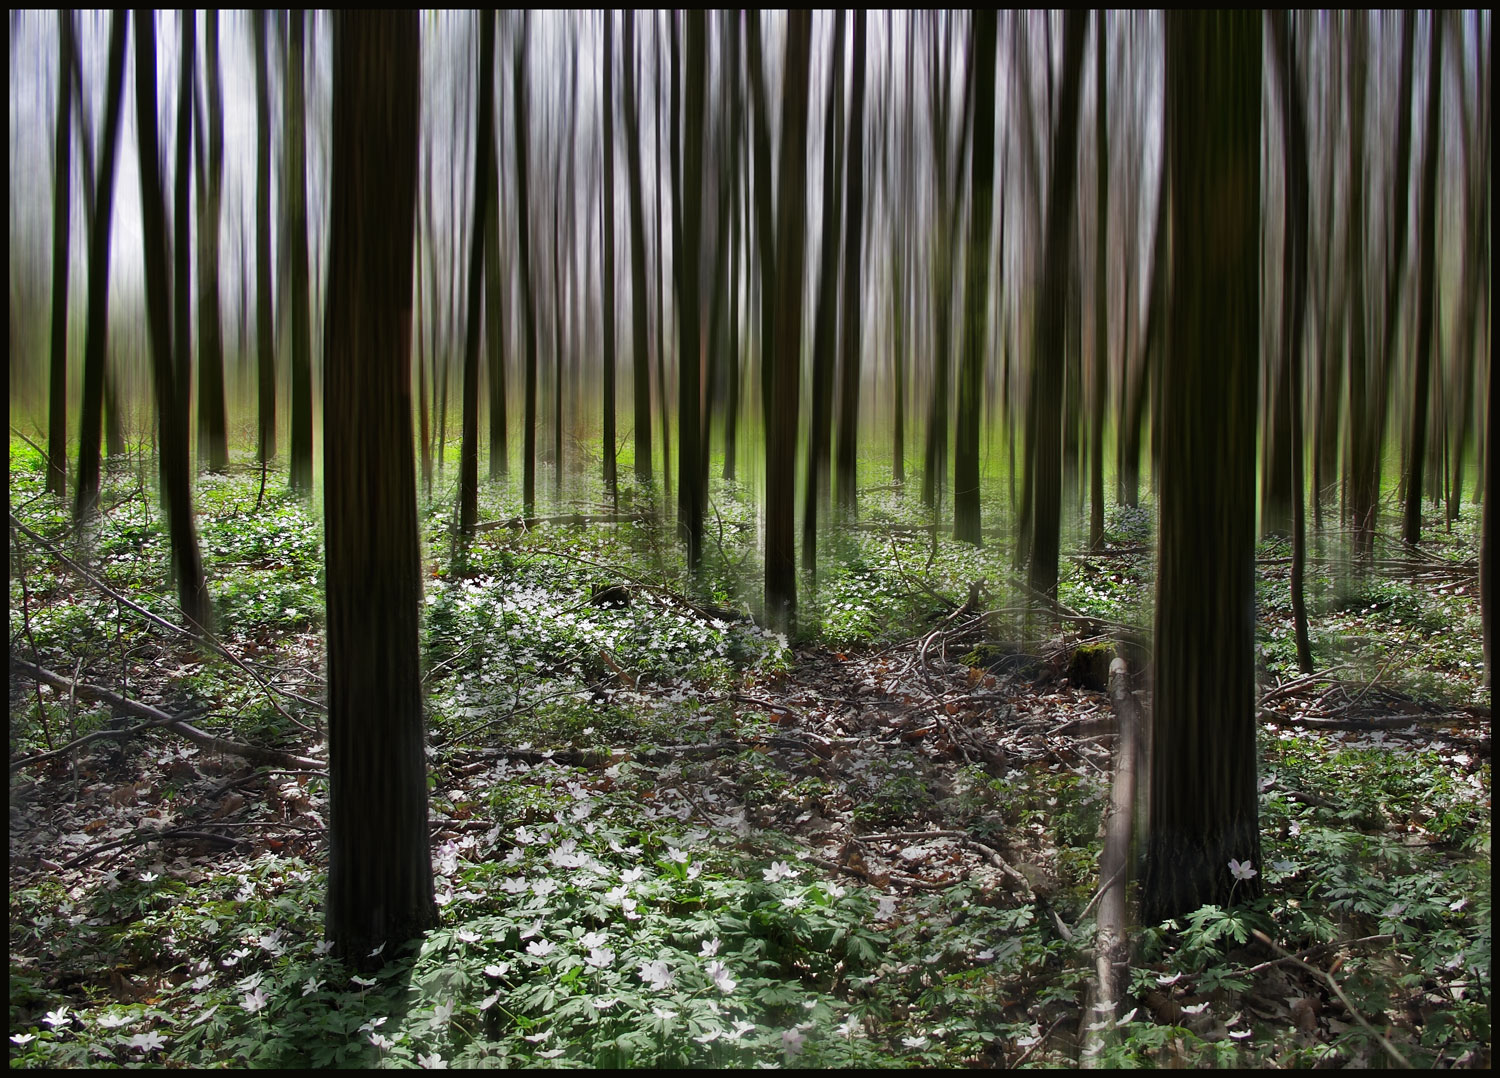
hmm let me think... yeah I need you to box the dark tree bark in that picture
[322,10,436,968]
[416,200,432,499]
[195,12,229,474]
[1116,166,1164,510]
[835,10,868,516]
[654,17,672,503]
[1401,14,1443,547]
[1344,17,1370,551]
[1311,16,1344,532]
[48,9,75,497]
[1271,12,1314,674]
[458,10,495,539]
[891,16,912,487]
[252,9,276,468]
[723,26,744,484]
[765,11,812,634]
[804,12,845,576]
[286,10,314,494]
[73,12,126,525]
[514,16,539,517]
[601,11,617,502]
[677,11,706,567]
[484,27,507,481]
[173,11,194,423]
[133,8,211,634]
[954,10,997,546]
[1142,11,1262,925]
[622,13,652,486]
[1088,10,1108,551]
[1024,11,1088,607]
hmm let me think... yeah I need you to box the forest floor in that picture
[8,438,1491,1068]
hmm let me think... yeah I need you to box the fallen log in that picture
[9,658,324,772]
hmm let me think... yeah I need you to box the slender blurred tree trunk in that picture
[601,11,617,502]
[622,13,652,486]
[922,13,960,511]
[804,12,845,576]
[485,26,507,481]
[195,12,229,474]
[835,10,868,517]
[515,15,538,517]
[458,10,495,539]
[677,11,706,567]
[415,202,432,499]
[654,17,672,504]
[1344,18,1370,549]
[286,10,314,494]
[173,12,195,431]
[1025,11,1088,607]
[1117,167,1163,510]
[1401,16,1442,547]
[892,16,912,487]
[723,24,744,485]
[1088,10,1108,551]
[133,8,211,633]
[1311,17,1344,533]
[746,15,777,460]
[954,11,996,546]
[48,10,75,497]
[1142,10,1262,925]
[322,9,436,967]
[253,9,276,469]
[1272,12,1314,674]
[766,11,812,634]
[74,12,126,524]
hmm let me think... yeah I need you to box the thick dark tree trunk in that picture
[622,13,652,486]
[323,10,436,968]
[835,10,868,516]
[287,10,314,494]
[803,13,845,577]
[515,17,539,518]
[48,10,75,497]
[458,11,495,539]
[253,10,276,468]
[133,8,211,634]
[1142,11,1262,925]
[1271,12,1314,674]
[1025,12,1088,606]
[195,12,229,474]
[677,11,706,567]
[1401,16,1443,547]
[746,15,777,460]
[601,11,617,502]
[954,11,996,546]
[73,12,126,525]
[765,12,812,634]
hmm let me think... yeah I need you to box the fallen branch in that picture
[59,826,248,871]
[10,659,324,772]
[475,512,650,533]
[1250,929,1413,1069]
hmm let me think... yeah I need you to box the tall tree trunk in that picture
[723,34,744,485]
[485,28,507,481]
[515,16,538,517]
[1344,17,1370,551]
[48,9,75,497]
[803,12,845,577]
[133,8,211,634]
[73,12,126,525]
[746,15,777,461]
[677,11,706,567]
[253,9,276,468]
[458,10,495,539]
[1088,9,1108,551]
[954,11,997,545]
[1025,12,1089,607]
[922,13,958,511]
[287,10,314,494]
[415,202,432,499]
[1143,10,1262,925]
[622,12,652,486]
[322,10,436,968]
[601,11,617,502]
[654,17,672,504]
[765,12,813,634]
[835,10,868,516]
[173,11,195,432]
[195,12,229,474]
[892,15,912,487]
[1117,166,1164,510]
[1401,14,1443,547]
[1272,12,1314,674]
